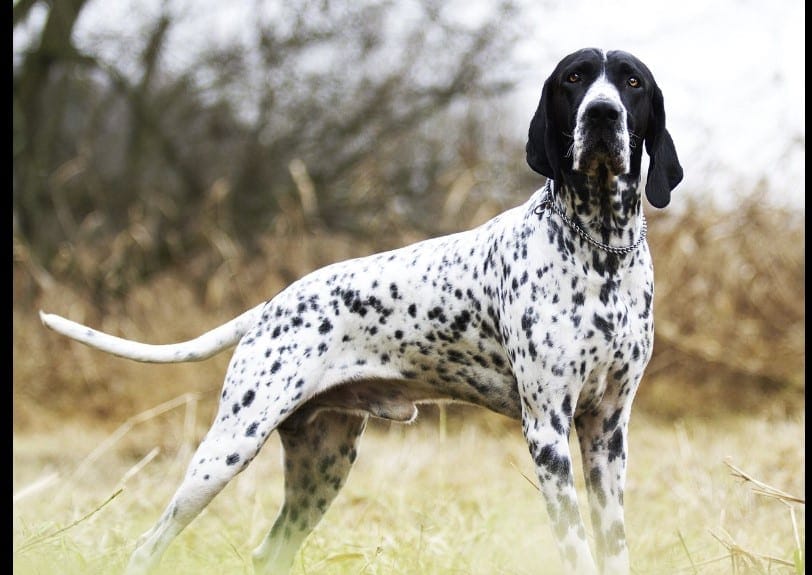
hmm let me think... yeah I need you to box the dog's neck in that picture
[551,170,645,250]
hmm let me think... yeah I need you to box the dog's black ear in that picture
[526,75,559,180]
[644,85,683,208]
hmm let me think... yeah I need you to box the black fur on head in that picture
[526,48,683,208]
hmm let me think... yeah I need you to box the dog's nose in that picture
[585,100,622,125]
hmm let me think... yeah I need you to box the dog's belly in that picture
[308,372,522,422]
[308,339,523,421]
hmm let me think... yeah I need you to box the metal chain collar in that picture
[532,180,647,256]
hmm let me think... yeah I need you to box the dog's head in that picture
[526,48,683,208]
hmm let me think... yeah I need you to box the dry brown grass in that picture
[642,191,804,418]
[12,402,805,574]
[13,188,804,429]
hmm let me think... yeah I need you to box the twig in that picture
[710,527,795,569]
[13,472,59,503]
[677,529,699,574]
[509,460,539,492]
[724,458,805,505]
[117,446,160,488]
[719,458,805,574]
[789,504,804,574]
[15,488,123,553]
[70,392,199,483]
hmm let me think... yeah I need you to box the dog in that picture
[40,47,682,574]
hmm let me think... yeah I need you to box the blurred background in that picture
[13,0,804,426]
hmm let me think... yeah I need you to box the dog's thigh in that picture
[252,409,368,574]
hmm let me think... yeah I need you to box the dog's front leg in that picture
[518,378,599,575]
[575,393,636,575]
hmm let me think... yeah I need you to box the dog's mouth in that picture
[574,137,628,176]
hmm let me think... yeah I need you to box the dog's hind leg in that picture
[252,410,368,575]
[123,411,280,575]
[124,354,304,573]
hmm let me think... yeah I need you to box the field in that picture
[13,196,805,575]
[12,401,804,575]
[12,3,805,571]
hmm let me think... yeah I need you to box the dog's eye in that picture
[627,76,640,88]
[566,72,581,83]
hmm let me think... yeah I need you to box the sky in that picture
[15,0,805,211]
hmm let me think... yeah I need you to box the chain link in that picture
[533,181,647,256]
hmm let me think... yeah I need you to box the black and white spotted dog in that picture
[40,48,682,574]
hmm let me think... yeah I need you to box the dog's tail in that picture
[38,302,267,363]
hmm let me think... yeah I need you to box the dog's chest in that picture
[501,213,652,346]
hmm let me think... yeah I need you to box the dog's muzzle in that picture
[573,98,630,176]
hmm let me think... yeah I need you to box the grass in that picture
[12,189,805,574]
[13,400,804,575]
